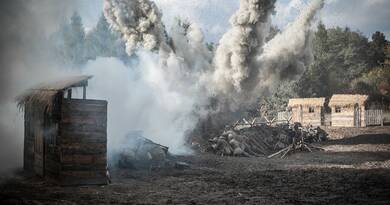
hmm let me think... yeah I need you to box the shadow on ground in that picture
[325,134,390,145]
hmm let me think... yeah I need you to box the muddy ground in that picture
[1,127,390,205]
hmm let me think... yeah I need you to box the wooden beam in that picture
[83,86,86,100]
[67,89,72,100]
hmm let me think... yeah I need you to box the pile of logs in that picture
[208,122,327,158]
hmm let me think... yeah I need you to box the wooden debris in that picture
[209,120,328,158]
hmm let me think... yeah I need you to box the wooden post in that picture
[381,110,384,127]
[83,86,86,100]
[67,89,72,100]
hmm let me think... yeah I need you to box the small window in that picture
[335,106,341,113]
[309,107,315,113]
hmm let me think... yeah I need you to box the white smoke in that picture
[83,56,200,154]
[248,0,325,99]
[212,0,276,94]
[258,0,325,76]
[100,0,324,152]
[103,0,169,55]
[211,0,324,109]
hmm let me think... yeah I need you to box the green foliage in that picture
[370,31,387,66]
[51,12,87,67]
[350,65,390,100]
[206,42,214,52]
[259,81,298,116]
[85,14,129,61]
[265,23,389,112]
[68,12,87,66]
[385,43,390,66]
[296,23,382,98]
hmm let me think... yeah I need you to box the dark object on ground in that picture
[114,132,192,171]
[116,133,169,170]
[174,162,191,170]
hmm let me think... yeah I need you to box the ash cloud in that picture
[248,0,325,100]
[212,0,276,94]
[103,0,170,55]
[211,0,324,110]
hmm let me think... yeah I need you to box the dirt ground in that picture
[1,127,390,205]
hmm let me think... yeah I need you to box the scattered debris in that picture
[115,132,190,171]
[116,134,169,170]
[208,121,327,158]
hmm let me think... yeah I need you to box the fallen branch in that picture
[268,146,291,158]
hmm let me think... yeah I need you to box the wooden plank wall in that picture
[331,106,355,127]
[384,111,390,124]
[24,103,46,176]
[290,107,300,124]
[324,114,332,127]
[24,104,35,172]
[290,106,323,126]
[59,99,108,185]
[331,106,366,127]
[301,106,322,126]
[44,120,61,179]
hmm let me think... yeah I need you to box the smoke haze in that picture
[0,0,325,173]
[0,0,89,174]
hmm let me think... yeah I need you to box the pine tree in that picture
[385,42,390,66]
[370,31,387,66]
[67,11,86,66]
[85,14,129,62]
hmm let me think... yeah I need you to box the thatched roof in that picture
[329,94,368,107]
[17,75,92,111]
[288,98,326,107]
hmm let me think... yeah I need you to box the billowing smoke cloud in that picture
[104,0,217,153]
[83,56,201,154]
[252,0,325,93]
[0,0,325,173]
[102,0,325,149]
[103,0,169,55]
[212,0,276,94]
[212,0,324,109]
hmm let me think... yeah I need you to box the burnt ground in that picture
[1,127,390,205]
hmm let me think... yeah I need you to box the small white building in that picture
[329,94,368,127]
[288,98,326,126]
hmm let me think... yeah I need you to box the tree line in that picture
[51,12,390,113]
[260,23,390,114]
[50,12,132,67]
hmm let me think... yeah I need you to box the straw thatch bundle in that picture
[16,75,92,111]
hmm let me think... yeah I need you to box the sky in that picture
[77,0,390,42]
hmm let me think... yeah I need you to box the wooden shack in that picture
[17,75,108,185]
[288,98,326,126]
[329,94,368,127]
